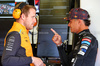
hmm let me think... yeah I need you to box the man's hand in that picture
[31,57,46,66]
[51,28,62,46]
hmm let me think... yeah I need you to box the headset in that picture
[13,2,27,19]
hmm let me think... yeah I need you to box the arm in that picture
[1,31,32,66]
[57,43,70,66]
[51,28,69,66]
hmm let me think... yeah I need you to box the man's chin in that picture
[71,31,76,34]
[30,28,33,30]
[27,27,33,30]
[70,30,73,33]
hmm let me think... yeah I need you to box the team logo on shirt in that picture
[78,37,91,56]
[25,40,28,42]
[6,36,15,51]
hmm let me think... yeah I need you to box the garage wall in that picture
[80,0,100,66]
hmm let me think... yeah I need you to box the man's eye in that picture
[32,16,36,18]
[32,16,35,18]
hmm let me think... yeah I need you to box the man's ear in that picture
[20,13,25,20]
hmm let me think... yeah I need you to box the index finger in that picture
[51,28,58,35]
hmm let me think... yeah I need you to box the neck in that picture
[16,19,24,26]
[77,26,89,34]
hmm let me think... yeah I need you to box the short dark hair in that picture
[21,5,36,17]
[83,15,91,26]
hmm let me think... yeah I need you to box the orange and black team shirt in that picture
[1,22,34,66]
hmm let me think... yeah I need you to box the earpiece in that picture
[13,2,27,19]
[13,9,21,19]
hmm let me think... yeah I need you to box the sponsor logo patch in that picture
[78,50,85,56]
[82,38,91,42]
[81,48,86,52]
[81,41,90,45]
[80,45,88,50]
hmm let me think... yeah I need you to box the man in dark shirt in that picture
[51,8,98,66]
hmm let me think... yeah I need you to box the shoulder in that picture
[6,31,21,41]
[81,32,98,46]
[7,31,20,36]
[82,32,97,41]
[5,31,21,51]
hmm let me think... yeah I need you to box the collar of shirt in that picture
[78,29,90,39]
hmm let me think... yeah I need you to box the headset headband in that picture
[18,2,27,9]
[13,2,27,19]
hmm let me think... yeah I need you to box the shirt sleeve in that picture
[57,44,70,66]
[1,31,32,66]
